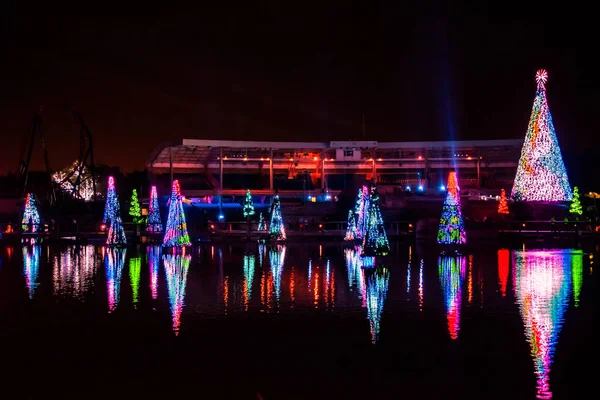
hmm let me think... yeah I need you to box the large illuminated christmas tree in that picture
[437,170,466,244]
[22,193,41,232]
[344,209,357,241]
[269,195,286,241]
[569,186,582,215]
[162,180,191,247]
[106,195,127,246]
[354,185,370,239]
[129,189,142,224]
[103,176,117,224]
[512,69,572,202]
[362,185,390,256]
[147,185,163,232]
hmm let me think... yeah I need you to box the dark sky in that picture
[0,2,595,184]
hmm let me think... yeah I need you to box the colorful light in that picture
[361,185,390,256]
[354,186,370,239]
[53,245,96,299]
[569,186,583,215]
[243,189,255,217]
[22,245,40,299]
[147,186,163,232]
[52,160,98,201]
[257,212,267,231]
[513,250,573,399]
[512,70,572,202]
[163,252,191,335]
[104,247,126,312]
[438,255,466,339]
[162,180,191,247]
[269,195,286,241]
[345,246,367,307]
[437,171,467,244]
[344,209,357,241]
[22,193,40,233]
[243,253,256,309]
[498,188,509,214]
[363,268,389,344]
[498,249,510,297]
[571,251,583,307]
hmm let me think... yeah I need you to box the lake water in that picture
[0,241,597,399]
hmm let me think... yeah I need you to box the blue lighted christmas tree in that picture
[512,69,572,201]
[243,189,255,217]
[106,195,127,246]
[269,195,286,241]
[147,185,163,232]
[22,193,41,232]
[162,180,191,247]
[361,185,390,256]
[344,209,357,241]
[257,213,267,231]
[437,170,466,245]
[354,185,370,239]
[103,176,117,225]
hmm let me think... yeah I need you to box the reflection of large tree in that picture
[513,251,573,399]
[344,247,366,307]
[105,248,126,312]
[147,246,161,300]
[438,255,466,340]
[268,245,286,303]
[163,253,191,335]
[23,245,41,299]
[363,268,389,344]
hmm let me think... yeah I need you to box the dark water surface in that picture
[0,242,597,399]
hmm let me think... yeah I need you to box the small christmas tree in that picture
[243,189,255,217]
[269,195,286,241]
[129,189,142,224]
[22,193,41,232]
[257,213,267,231]
[162,180,191,247]
[344,209,357,241]
[147,185,163,232]
[361,185,390,256]
[511,70,572,201]
[498,188,509,214]
[437,170,467,245]
[106,196,127,246]
[103,176,117,224]
[570,186,583,215]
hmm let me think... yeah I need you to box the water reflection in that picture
[269,245,286,303]
[438,255,466,340]
[148,246,161,300]
[243,253,256,310]
[130,257,141,306]
[23,245,41,299]
[364,268,389,344]
[345,247,366,306]
[105,247,126,312]
[513,250,577,399]
[52,246,97,298]
[498,249,510,297]
[163,253,191,335]
[571,252,583,307]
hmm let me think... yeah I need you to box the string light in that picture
[106,195,126,246]
[163,252,191,335]
[22,193,40,232]
[569,186,583,215]
[52,160,98,201]
[498,188,509,214]
[257,213,267,231]
[163,180,191,247]
[512,70,572,201]
[269,195,286,241]
[437,171,467,244]
[147,185,163,232]
[361,185,390,256]
[243,189,255,217]
[438,255,466,339]
[344,209,357,241]
[129,189,142,224]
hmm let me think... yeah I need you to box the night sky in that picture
[0,3,596,184]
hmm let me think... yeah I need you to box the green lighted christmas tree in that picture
[243,189,255,217]
[570,186,582,215]
[129,189,142,224]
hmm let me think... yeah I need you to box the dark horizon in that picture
[1,3,596,185]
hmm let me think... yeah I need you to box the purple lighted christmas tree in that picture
[147,185,163,232]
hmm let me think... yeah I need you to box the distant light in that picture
[218,214,224,220]
[307,195,312,200]
[440,185,446,191]
[289,158,294,162]
[377,158,382,161]
[405,186,411,191]
[417,156,423,160]
[467,156,472,160]
[418,185,423,191]
[313,156,318,161]
[243,157,248,161]
[325,194,331,200]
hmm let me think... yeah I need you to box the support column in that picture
[269,149,274,192]
[169,147,173,186]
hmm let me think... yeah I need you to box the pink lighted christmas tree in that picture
[162,180,191,247]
